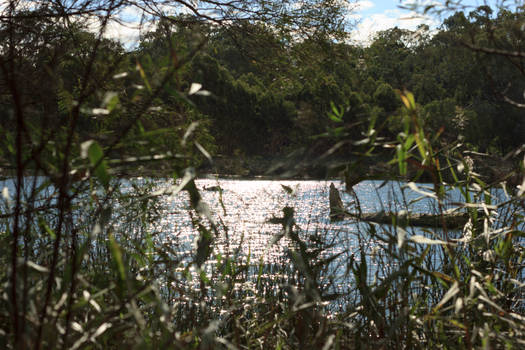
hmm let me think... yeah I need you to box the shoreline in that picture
[1,152,520,186]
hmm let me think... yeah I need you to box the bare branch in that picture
[461,40,525,58]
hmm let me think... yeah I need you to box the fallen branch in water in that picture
[329,183,471,228]
[338,210,470,229]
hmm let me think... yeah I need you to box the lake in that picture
[0,175,515,308]
[140,178,449,261]
[0,176,489,265]
[1,175,508,274]
[117,178,481,294]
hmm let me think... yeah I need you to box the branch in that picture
[503,95,525,108]
[461,41,525,58]
[500,82,525,108]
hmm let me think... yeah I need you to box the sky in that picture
[349,1,435,43]
[349,0,492,44]
[96,0,498,47]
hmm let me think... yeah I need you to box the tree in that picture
[365,27,414,87]
[373,82,399,113]
[410,1,525,109]
[0,1,357,348]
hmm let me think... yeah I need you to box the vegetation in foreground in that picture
[0,0,524,349]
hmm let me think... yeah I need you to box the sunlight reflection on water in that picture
[2,176,511,300]
[147,178,453,266]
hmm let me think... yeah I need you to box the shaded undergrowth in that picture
[1,94,524,349]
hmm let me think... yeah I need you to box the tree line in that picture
[136,7,525,159]
[1,5,524,172]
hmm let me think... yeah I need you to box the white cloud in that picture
[345,0,374,20]
[349,9,438,45]
[354,0,374,12]
[104,20,150,48]
[85,7,158,49]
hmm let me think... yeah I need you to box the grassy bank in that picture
[1,127,524,349]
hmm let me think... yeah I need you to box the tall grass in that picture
[0,4,523,344]
[1,93,524,350]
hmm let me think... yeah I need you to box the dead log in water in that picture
[343,211,470,229]
[329,183,345,220]
[329,183,470,228]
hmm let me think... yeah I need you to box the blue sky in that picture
[349,0,494,44]
[98,1,502,47]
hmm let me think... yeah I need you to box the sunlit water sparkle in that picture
[144,178,461,265]
[2,176,514,307]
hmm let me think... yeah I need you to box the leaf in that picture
[113,72,128,79]
[80,140,94,159]
[414,133,427,161]
[400,91,416,110]
[86,141,110,188]
[328,112,343,122]
[106,94,119,112]
[404,133,415,149]
[195,89,211,96]
[91,108,109,115]
[353,138,370,145]
[328,101,343,122]
[406,182,437,199]
[322,334,335,350]
[89,299,101,313]
[182,122,199,146]
[38,218,56,239]
[400,94,410,109]
[396,144,407,175]
[71,322,83,333]
[136,61,151,93]
[189,82,202,95]
[195,226,213,267]
[432,271,454,282]
[25,260,49,273]
[410,235,451,245]
[330,101,340,115]
[397,227,406,249]
[102,91,119,112]
[91,322,112,341]
[455,297,463,314]
[281,184,294,194]
[195,141,212,162]
[406,92,416,109]
[518,175,525,197]
[109,234,126,281]
[1,187,9,201]
[434,281,459,311]
[449,319,466,330]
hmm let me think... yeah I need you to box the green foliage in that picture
[373,82,399,113]
[324,89,525,348]
[1,0,524,349]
